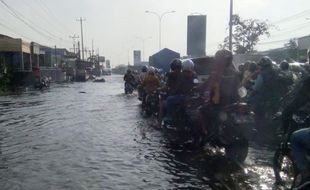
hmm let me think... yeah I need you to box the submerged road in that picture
[0,75,277,190]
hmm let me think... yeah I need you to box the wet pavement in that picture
[0,75,279,190]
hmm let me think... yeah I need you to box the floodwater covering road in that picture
[0,75,278,190]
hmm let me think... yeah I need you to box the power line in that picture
[36,0,74,34]
[271,9,310,25]
[22,0,70,39]
[0,0,71,46]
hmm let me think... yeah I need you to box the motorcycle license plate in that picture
[233,114,254,124]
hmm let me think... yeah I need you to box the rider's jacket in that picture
[282,76,310,132]
[142,74,160,94]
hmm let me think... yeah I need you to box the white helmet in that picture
[182,59,194,71]
[148,66,155,73]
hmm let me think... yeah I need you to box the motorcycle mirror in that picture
[193,79,199,84]
[238,87,247,98]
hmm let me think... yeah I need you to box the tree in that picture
[284,39,299,60]
[221,14,270,54]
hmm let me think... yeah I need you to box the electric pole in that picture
[76,17,86,60]
[92,39,94,58]
[229,0,233,51]
[69,34,79,54]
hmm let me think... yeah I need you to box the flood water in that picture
[0,75,278,190]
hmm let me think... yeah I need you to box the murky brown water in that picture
[0,75,278,190]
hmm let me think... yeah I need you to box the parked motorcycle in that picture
[34,77,50,90]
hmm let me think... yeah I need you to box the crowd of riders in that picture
[124,49,310,189]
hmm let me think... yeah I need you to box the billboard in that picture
[187,15,207,57]
[133,50,141,65]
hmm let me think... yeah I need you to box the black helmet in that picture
[215,49,233,67]
[141,66,148,73]
[170,59,182,71]
[249,62,257,73]
[280,60,289,70]
[258,56,273,68]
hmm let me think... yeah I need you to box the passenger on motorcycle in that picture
[199,49,240,136]
[165,59,197,121]
[282,76,310,190]
[142,67,160,106]
[138,66,148,100]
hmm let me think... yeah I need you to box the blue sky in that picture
[0,0,309,66]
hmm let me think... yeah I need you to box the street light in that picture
[135,36,152,61]
[145,10,176,50]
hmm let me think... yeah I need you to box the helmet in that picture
[170,59,182,71]
[249,62,257,73]
[148,66,155,73]
[182,59,194,71]
[215,49,233,66]
[258,56,272,68]
[141,66,148,73]
[127,69,132,74]
[280,60,289,70]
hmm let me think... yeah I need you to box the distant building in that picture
[133,50,141,66]
[297,35,310,50]
[149,48,180,72]
[187,15,207,58]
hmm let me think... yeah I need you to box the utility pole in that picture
[69,34,79,54]
[76,17,86,60]
[229,0,233,51]
[91,39,94,58]
[77,41,81,59]
[54,45,57,67]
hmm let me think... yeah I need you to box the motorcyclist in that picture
[138,66,148,100]
[281,76,310,190]
[158,59,183,125]
[142,67,160,106]
[165,59,197,120]
[199,49,240,136]
[249,57,279,131]
[124,69,135,85]
[165,59,183,95]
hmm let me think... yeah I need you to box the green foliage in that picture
[285,39,299,60]
[222,14,270,54]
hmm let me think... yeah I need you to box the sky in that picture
[0,0,309,67]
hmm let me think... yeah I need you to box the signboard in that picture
[187,15,207,57]
[99,56,105,62]
[106,60,111,69]
[133,50,141,65]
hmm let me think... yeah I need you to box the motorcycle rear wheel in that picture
[225,139,249,163]
[273,148,297,189]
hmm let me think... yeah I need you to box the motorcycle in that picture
[273,111,310,189]
[163,86,254,162]
[124,82,134,94]
[142,90,160,117]
[34,77,50,90]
